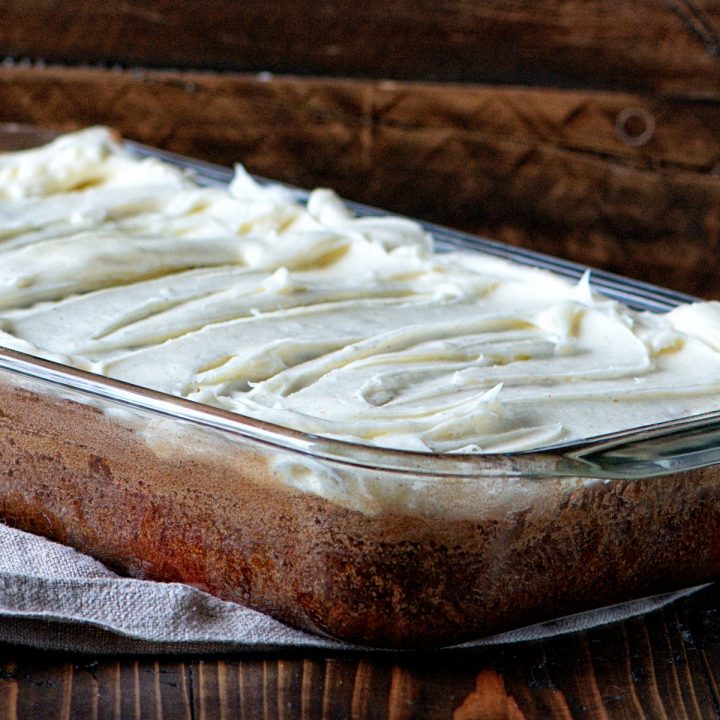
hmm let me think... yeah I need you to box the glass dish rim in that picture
[0,124,719,481]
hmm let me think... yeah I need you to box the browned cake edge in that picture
[1,375,719,648]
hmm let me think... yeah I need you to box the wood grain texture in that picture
[3,584,720,718]
[1,64,719,296]
[0,0,720,94]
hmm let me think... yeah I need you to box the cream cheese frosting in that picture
[1,127,720,454]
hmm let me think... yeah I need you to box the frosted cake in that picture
[0,127,719,648]
[1,127,720,454]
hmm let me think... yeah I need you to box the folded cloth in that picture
[0,523,705,654]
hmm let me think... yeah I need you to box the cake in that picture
[0,127,719,647]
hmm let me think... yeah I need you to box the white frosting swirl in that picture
[1,127,720,454]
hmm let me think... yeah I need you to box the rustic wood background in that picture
[0,0,718,93]
[0,1,719,295]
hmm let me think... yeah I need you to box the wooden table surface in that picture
[2,581,720,719]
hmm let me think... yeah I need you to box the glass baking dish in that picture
[1,124,719,649]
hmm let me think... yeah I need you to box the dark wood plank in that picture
[535,602,720,719]
[453,670,529,719]
[1,64,719,296]
[275,659,304,720]
[687,583,720,718]
[299,658,327,720]
[0,1,719,94]
[2,585,720,718]
[0,660,19,720]
[157,662,193,720]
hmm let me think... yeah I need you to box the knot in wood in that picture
[615,106,656,148]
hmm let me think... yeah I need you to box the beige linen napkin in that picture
[0,523,704,654]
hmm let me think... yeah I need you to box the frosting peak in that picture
[1,128,720,453]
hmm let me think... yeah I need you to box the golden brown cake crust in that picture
[2,376,720,648]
